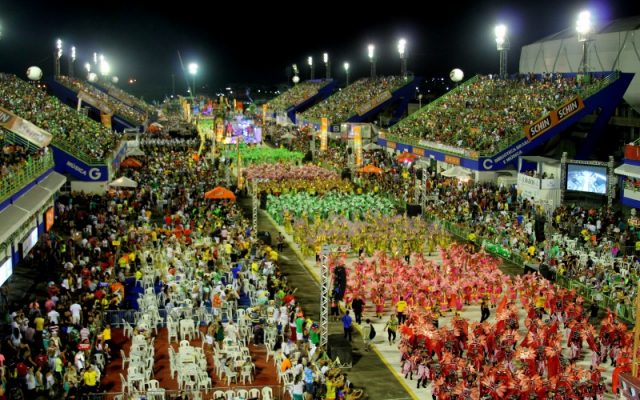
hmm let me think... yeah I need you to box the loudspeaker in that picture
[260,192,268,209]
[406,204,422,217]
[303,150,313,162]
[341,169,352,181]
[257,231,271,246]
[347,147,352,155]
[416,168,423,180]
[328,334,352,365]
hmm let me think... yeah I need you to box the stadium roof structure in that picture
[520,15,640,112]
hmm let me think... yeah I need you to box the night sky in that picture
[1,0,639,100]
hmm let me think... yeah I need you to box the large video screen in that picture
[566,164,607,194]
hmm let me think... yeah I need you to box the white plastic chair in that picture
[120,349,129,370]
[262,387,273,400]
[236,389,249,399]
[248,388,260,399]
[213,390,226,400]
[225,390,236,400]
[240,364,253,384]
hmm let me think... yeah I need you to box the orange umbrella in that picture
[121,157,142,168]
[204,187,236,201]
[397,151,417,163]
[357,164,383,174]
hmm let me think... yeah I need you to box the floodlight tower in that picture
[323,52,330,79]
[495,24,509,79]
[308,56,314,80]
[343,62,350,86]
[54,39,63,77]
[69,46,76,78]
[368,44,376,79]
[576,10,593,79]
[398,38,407,79]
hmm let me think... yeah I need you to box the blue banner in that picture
[51,147,108,181]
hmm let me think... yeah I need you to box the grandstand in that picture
[380,71,633,171]
[0,74,122,162]
[265,79,335,123]
[90,79,156,115]
[54,75,148,126]
[301,76,408,124]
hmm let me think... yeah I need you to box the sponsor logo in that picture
[482,159,494,170]
[89,168,102,180]
[444,155,460,165]
[557,98,582,121]
[0,111,12,124]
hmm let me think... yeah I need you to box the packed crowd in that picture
[57,76,147,125]
[0,141,47,180]
[389,74,604,153]
[302,76,406,123]
[267,81,330,114]
[0,74,121,160]
[92,80,155,115]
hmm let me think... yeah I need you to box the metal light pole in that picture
[368,44,376,79]
[69,46,76,78]
[344,62,350,86]
[398,38,407,79]
[495,25,509,79]
[308,56,314,80]
[576,10,593,80]
[54,39,62,77]
[323,53,330,79]
[188,62,199,102]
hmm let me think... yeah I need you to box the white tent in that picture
[109,176,138,188]
[363,142,382,151]
[441,166,472,178]
[127,147,146,157]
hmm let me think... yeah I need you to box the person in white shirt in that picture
[47,309,60,324]
[70,303,82,325]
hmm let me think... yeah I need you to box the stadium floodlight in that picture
[343,62,350,86]
[93,52,98,65]
[85,63,91,72]
[54,39,63,77]
[188,62,199,101]
[323,53,330,79]
[99,59,110,77]
[292,63,299,75]
[494,24,509,79]
[308,56,314,80]
[368,44,376,79]
[68,46,77,78]
[576,10,593,77]
[397,38,407,78]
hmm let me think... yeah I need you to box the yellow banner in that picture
[353,126,362,167]
[444,154,461,165]
[320,117,328,152]
[262,104,267,122]
[100,112,113,129]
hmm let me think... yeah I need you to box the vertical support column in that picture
[633,281,640,377]
[608,156,615,207]
[252,179,258,238]
[320,247,330,348]
[560,152,567,206]
[421,167,428,215]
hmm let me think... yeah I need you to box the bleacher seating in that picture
[388,74,606,154]
[0,73,121,161]
[57,76,147,125]
[267,80,330,113]
[302,76,406,122]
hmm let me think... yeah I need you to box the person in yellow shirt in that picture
[83,365,98,392]
[396,297,408,324]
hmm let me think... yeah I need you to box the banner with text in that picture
[0,106,52,147]
[353,126,363,167]
[320,117,328,152]
[77,91,112,114]
[51,147,108,182]
[525,96,584,141]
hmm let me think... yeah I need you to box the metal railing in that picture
[0,151,54,202]
[78,385,285,399]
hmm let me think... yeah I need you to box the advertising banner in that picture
[353,126,363,167]
[51,147,108,181]
[100,112,113,129]
[0,106,52,147]
[525,96,584,141]
[320,117,328,152]
[77,91,111,114]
